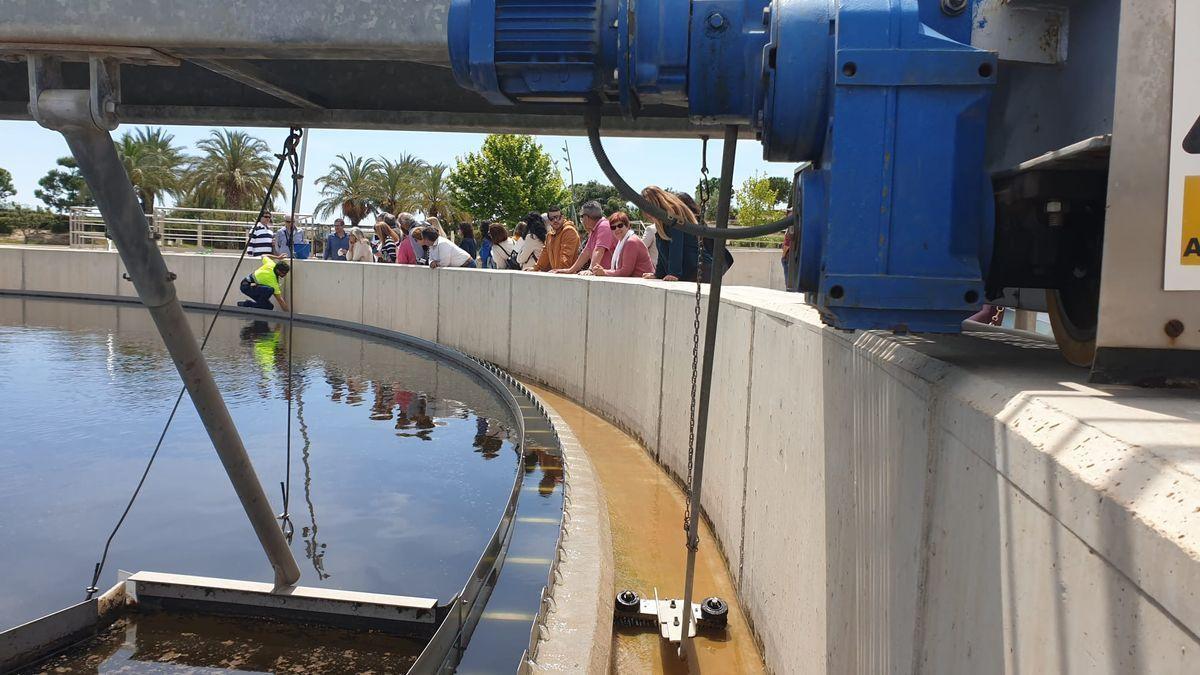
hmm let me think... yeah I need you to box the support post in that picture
[678,124,737,659]
[38,86,300,587]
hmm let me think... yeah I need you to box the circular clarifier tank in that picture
[0,296,544,668]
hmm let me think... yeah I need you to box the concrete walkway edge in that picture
[519,387,616,674]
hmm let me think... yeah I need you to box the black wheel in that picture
[1047,288,1097,367]
[700,596,728,627]
[615,589,640,614]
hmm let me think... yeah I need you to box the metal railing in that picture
[69,206,322,251]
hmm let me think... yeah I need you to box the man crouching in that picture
[237,255,291,311]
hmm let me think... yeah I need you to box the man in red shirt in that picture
[554,200,614,274]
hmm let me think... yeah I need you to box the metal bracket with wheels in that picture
[612,589,728,640]
[25,54,302,588]
[596,124,741,659]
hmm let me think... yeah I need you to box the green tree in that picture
[117,127,188,214]
[185,130,283,212]
[734,172,787,227]
[35,157,94,212]
[371,153,426,214]
[314,154,378,227]
[447,135,569,225]
[0,206,67,239]
[572,179,632,216]
[412,163,457,221]
[0,167,14,203]
[766,176,793,208]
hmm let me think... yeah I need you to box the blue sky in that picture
[0,120,795,218]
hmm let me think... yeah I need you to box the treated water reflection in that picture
[0,297,520,631]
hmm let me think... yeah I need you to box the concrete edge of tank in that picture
[517,389,616,674]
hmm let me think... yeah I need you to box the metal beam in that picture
[0,42,178,66]
[128,572,438,635]
[191,58,325,110]
[0,0,452,64]
[0,103,750,139]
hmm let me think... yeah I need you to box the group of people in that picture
[239,187,719,311]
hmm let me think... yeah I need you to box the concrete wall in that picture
[4,245,1199,674]
[727,247,787,291]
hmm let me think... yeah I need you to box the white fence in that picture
[69,206,320,251]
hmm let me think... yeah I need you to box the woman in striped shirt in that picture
[373,220,400,263]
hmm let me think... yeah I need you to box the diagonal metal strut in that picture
[191,58,326,110]
[28,55,301,587]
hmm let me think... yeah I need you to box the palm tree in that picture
[116,127,188,213]
[412,163,457,221]
[370,154,426,215]
[315,154,378,226]
[185,130,283,212]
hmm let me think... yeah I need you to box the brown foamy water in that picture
[524,384,765,674]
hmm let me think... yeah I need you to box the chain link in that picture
[683,136,710,545]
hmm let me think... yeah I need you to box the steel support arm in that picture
[677,124,737,659]
[34,83,301,587]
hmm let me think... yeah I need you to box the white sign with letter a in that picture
[1165,0,1200,289]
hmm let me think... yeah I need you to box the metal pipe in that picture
[585,109,794,240]
[0,0,453,64]
[678,124,738,659]
[60,119,301,588]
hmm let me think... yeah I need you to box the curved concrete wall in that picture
[4,245,1199,674]
[725,247,787,291]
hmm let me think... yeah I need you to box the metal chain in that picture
[683,136,710,543]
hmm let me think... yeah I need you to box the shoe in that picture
[237,301,250,307]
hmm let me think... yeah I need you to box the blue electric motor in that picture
[450,0,997,333]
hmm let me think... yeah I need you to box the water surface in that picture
[0,297,520,631]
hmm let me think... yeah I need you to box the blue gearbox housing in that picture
[449,0,997,333]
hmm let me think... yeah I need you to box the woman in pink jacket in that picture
[395,224,420,264]
[589,212,653,277]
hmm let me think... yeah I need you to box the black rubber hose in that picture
[585,108,795,240]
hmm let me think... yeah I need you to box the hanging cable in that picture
[279,130,303,542]
[84,127,303,599]
[585,107,794,240]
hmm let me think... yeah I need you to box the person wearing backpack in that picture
[489,223,522,270]
[516,212,546,270]
[478,221,494,269]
